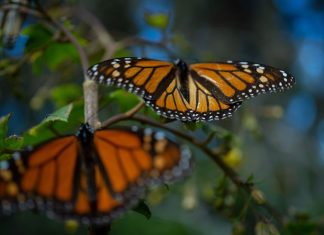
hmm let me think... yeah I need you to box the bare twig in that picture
[83,79,100,128]
[101,101,145,128]
[0,3,43,17]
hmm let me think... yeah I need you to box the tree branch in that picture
[0,3,43,17]
[101,101,145,128]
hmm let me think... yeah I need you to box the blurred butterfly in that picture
[87,58,295,121]
[0,123,191,225]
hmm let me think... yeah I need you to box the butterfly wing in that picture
[0,127,191,225]
[0,156,29,214]
[63,127,191,224]
[87,57,176,100]
[88,127,191,224]
[146,71,242,121]
[190,61,295,103]
[0,136,76,216]
[182,61,295,121]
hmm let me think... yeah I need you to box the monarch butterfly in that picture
[0,123,191,225]
[87,57,295,121]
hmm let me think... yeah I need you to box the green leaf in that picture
[23,102,83,146]
[0,114,24,152]
[144,12,169,29]
[51,84,83,107]
[246,174,254,184]
[21,24,52,52]
[4,135,24,150]
[43,42,79,70]
[132,200,151,220]
[45,103,74,122]
[109,90,140,112]
[0,153,12,161]
[0,113,10,142]
[184,122,203,131]
[142,106,161,120]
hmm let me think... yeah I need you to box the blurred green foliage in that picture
[51,84,83,107]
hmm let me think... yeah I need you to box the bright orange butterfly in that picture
[0,124,191,225]
[87,58,295,121]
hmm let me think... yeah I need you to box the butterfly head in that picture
[174,58,188,70]
[174,58,189,82]
[76,123,94,144]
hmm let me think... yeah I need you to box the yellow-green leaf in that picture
[45,103,74,123]
[51,84,83,107]
[144,12,169,29]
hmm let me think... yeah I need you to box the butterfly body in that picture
[0,124,191,225]
[87,57,295,121]
[174,59,190,103]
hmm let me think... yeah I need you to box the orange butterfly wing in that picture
[148,70,242,121]
[87,57,175,100]
[0,126,191,225]
[190,61,295,103]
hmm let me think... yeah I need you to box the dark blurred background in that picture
[0,0,323,234]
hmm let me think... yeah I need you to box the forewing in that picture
[87,57,176,100]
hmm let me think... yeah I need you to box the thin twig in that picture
[101,101,145,128]
[0,3,43,17]
[200,131,217,146]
